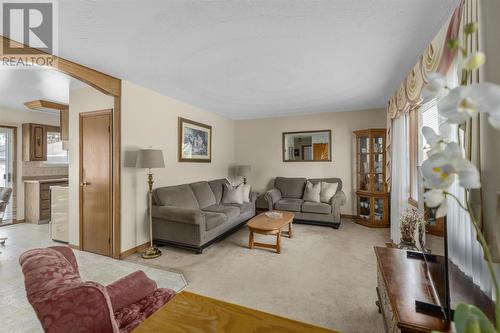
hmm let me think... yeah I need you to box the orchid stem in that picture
[446,191,500,331]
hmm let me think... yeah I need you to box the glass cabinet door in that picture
[358,136,370,154]
[358,196,371,220]
[359,152,370,174]
[358,173,371,192]
[373,197,386,222]
[372,136,384,154]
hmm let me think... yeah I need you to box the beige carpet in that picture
[127,219,390,333]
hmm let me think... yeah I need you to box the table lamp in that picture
[238,165,251,184]
[136,149,165,259]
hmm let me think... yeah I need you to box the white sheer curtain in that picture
[390,116,409,244]
[446,127,500,300]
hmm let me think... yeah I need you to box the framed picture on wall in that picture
[178,117,212,162]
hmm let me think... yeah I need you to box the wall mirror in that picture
[283,130,332,162]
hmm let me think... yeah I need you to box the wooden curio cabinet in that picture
[354,129,390,228]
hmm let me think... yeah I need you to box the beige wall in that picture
[68,87,114,246]
[234,108,387,215]
[0,106,60,220]
[480,0,500,260]
[121,81,236,252]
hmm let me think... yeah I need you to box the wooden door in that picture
[80,110,112,256]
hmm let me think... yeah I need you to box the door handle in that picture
[81,181,90,187]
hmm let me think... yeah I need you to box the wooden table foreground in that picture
[133,291,339,333]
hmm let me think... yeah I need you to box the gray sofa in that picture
[265,177,346,228]
[152,179,257,253]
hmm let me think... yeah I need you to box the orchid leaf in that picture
[454,304,495,333]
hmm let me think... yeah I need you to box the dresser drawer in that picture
[40,190,50,200]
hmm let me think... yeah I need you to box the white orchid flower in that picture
[438,83,500,125]
[438,86,476,124]
[424,189,448,218]
[421,142,480,190]
[421,152,456,189]
[421,123,450,156]
[435,199,448,218]
[463,51,486,71]
[424,189,445,207]
[443,142,481,189]
[422,73,447,102]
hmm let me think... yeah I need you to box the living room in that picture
[1,0,500,333]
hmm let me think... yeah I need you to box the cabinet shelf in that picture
[354,129,390,228]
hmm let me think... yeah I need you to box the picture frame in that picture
[178,117,212,162]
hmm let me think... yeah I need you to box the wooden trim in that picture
[340,214,356,219]
[113,97,121,259]
[120,241,149,259]
[69,243,80,250]
[79,110,114,257]
[178,117,212,163]
[282,129,332,162]
[1,35,120,97]
[1,35,122,259]
[24,100,68,111]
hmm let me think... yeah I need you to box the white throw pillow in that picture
[241,184,251,203]
[320,182,338,203]
[222,183,244,204]
[302,181,321,203]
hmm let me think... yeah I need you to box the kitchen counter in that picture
[24,179,68,224]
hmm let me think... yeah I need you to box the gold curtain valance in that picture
[385,2,464,187]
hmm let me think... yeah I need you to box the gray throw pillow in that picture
[302,181,321,202]
[320,182,339,203]
[222,183,244,204]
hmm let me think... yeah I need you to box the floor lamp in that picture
[136,149,165,259]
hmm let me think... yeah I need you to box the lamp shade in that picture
[136,149,165,168]
[238,165,251,177]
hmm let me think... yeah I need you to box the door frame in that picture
[0,125,17,224]
[79,110,113,256]
[0,35,122,258]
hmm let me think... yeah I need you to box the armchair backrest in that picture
[19,247,118,333]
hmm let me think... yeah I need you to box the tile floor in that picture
[0,223,187,333]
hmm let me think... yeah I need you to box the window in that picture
[408,98,439,205]
[46,130,68,164]
[419,99,440,163]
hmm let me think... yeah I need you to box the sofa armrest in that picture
[264,188,282,211]
[250,191,259,204]
[152,206,204,225]
[331,190,347,207]
[106,270,157,312]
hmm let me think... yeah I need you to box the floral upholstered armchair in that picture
[19,246,176,333]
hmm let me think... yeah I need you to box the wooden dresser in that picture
[375,246,450,333]
[24,179,68,224]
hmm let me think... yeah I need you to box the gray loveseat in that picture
[152,179,256,253]
[265,177,346,228]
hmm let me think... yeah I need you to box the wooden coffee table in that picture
[247,211,294,254]
[133,291,339,332]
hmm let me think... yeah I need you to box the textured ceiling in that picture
[2,0,459,119]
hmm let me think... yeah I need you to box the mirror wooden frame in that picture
[282,129,332,162]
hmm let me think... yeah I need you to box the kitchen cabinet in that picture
[24,179,68,224]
